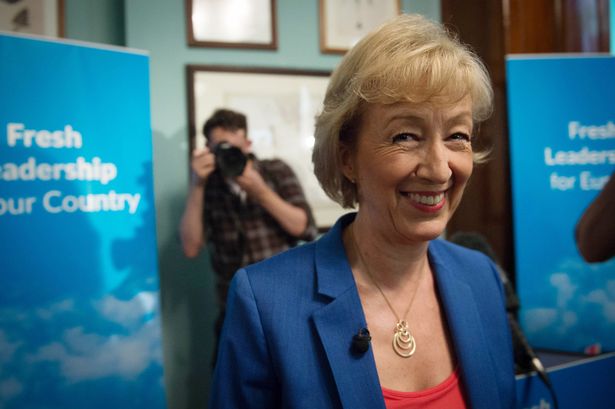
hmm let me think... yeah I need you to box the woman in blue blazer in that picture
[210,14,515,409]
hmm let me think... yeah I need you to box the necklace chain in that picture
[351,225,423,358]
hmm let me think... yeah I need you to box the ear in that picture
[339,142,356,183]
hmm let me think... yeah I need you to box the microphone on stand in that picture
[448,231,559,409]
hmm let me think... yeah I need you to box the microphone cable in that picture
[508,312,559,409]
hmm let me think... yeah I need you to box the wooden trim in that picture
[186,65,197,162]
[57,0,65,37]
[440,0,515,276]
[187,64,330,77]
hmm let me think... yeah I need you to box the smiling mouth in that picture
[401,192,446,206]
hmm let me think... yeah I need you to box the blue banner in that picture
[0,34,165,408]
[507,55,615,353]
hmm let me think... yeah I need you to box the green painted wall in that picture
[64,0,125,45]
[64,1,440,407]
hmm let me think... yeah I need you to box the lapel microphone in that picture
[351,328,371,354]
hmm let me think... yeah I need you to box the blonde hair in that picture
[312,14,493,208]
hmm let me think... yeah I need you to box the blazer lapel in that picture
[429,243,502,409]
[311,214,386,409]
[311,217,502,409]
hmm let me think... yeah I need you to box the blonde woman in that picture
[210,14,515,409]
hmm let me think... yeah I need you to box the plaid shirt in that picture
[204,157,317,306]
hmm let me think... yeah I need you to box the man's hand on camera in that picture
[236,160,269,201]
[191,148,215,185]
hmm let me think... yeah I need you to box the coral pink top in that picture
[382,368,467,409]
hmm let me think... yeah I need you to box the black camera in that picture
[214,142,248,178]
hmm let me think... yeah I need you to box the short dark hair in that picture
[203,109,248,141]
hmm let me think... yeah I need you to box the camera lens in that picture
[214,142,247,177]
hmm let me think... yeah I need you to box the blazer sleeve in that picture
[209,269,280,409]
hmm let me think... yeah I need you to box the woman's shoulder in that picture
[430,238,495,267]
[238,240,319,296]
[429,238,502,291]
[249,240,316,272]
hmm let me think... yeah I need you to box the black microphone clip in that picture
[351,328,371,354]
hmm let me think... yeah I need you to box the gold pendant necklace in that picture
[393,320,416,357]
[351,226,423,358]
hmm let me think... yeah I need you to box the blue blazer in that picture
[209,213,515,409]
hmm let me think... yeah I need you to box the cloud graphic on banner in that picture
[522,258,615,351]
[24,297,161,383]
[0,330,23,403]
[561,311,578,329]
[96,292,158,328]
[585,285,615,321]
[34,299,75,320]
[524,308,558,333]
[550,273,577,307]
[0,291,163,405]
[0,377,23,402]
[28,322,160,382]
[0,330,20,365]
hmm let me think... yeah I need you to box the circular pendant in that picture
[392,320,416,358]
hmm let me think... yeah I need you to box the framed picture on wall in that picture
[0,0,64,37]
[319,0,400,54]
[185,0,277,49]
[186,65,346,229]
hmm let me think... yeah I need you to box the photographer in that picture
[179,108,317,360]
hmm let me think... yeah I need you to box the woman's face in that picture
[342,97,474,244]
